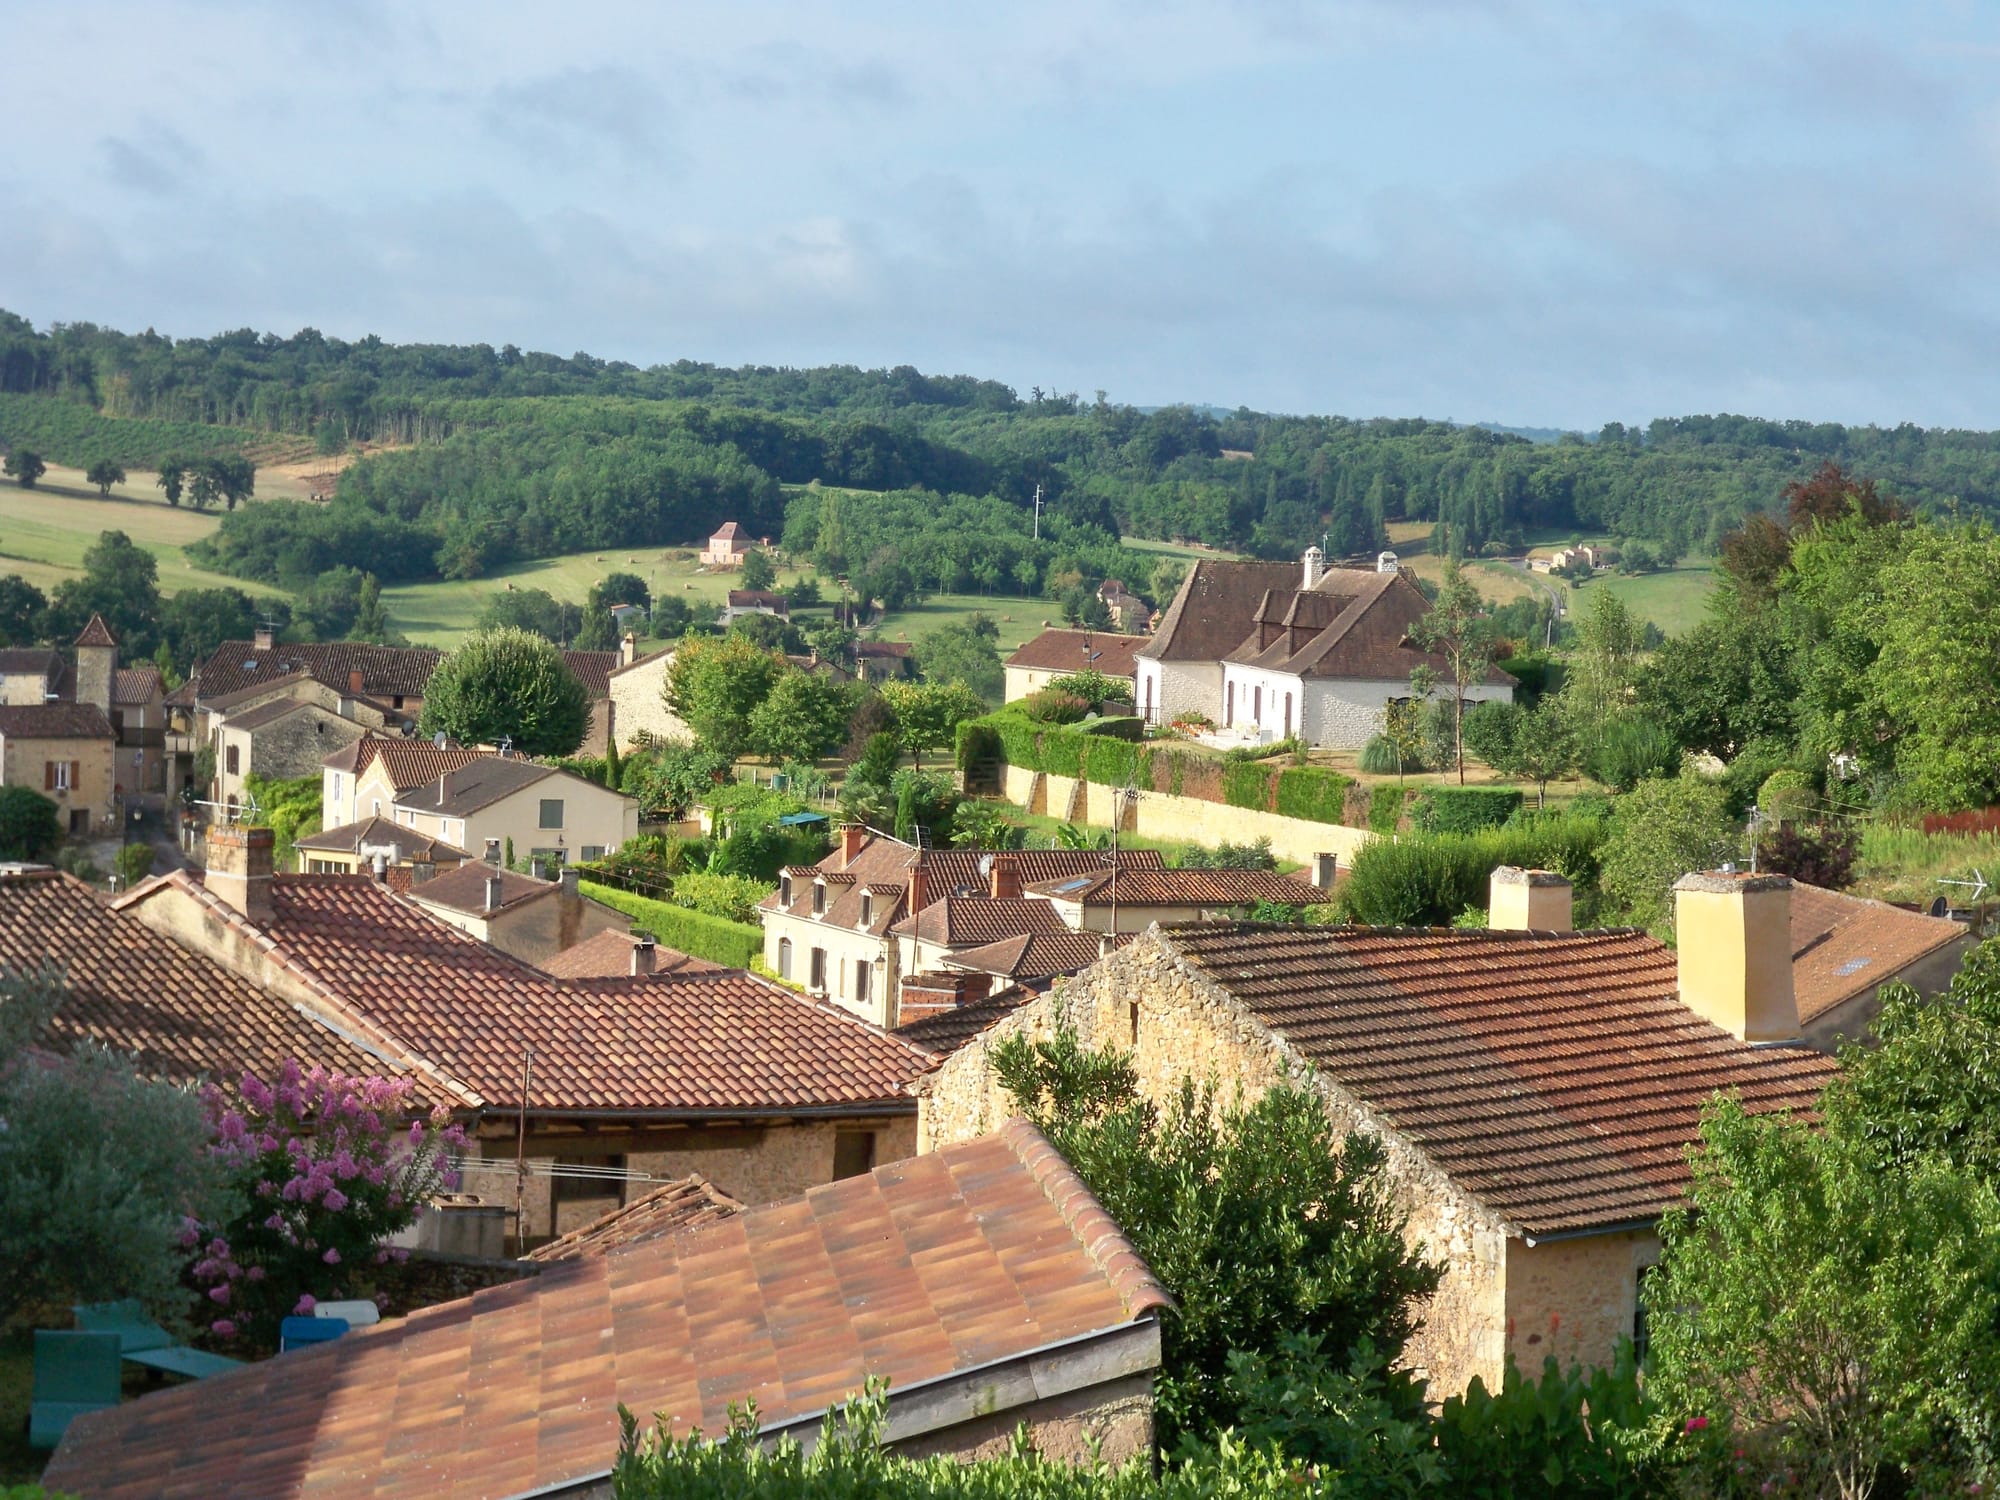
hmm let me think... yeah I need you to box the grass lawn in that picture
[1853,825,2000,906]
[0,481,286,600]
[870,593,1053,657]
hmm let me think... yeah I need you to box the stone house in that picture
[758,828,1164,1028]
[0,702,118,837]
[717,589,789,627]
[402,861,630,967]
[1003,628,1145,704]
[605,638,690,752]
[921,867,1835,1396]
[47,1120,1168,1498]
[390,754,638,867]
[214,696,369,812]
[321,735,487,827]
[0,618,165,805]
[849,638,915,682]
[116,827,934,1237]
[701,520,754,568]
[0,647,66,706]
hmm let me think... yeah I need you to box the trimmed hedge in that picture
[1333,815,1608,928]
[577,879,764,968]
[1274,766,1355,823]
[1222,760,1274,811]
[1368,784,1407,835]
[1410,786,1524,835]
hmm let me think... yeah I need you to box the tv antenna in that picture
[1938,869,1990,902]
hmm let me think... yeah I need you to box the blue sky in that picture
[4,1,1996,427]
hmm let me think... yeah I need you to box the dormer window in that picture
[860,891,873,927]
[780,874,793,906]
[813,881,826,916]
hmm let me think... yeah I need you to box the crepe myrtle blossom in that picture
[189,1062,466,1345]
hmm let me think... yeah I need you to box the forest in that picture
[12,309,2000,593]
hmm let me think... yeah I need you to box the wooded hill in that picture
[8,309,2000,591]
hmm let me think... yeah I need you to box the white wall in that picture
[1139,660,1221,726]
[1219,666,1513,751]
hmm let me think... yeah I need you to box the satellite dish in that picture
[1930,895,1951,919]
[433,731,448,748]
[978,854,994,878]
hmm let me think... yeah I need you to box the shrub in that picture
[669,871,772,924]
[1718,736,1799,818]
[1368,784,1407,835]
[1599,775,1739,934]
[578,880,764,967]
[1409,786,1523,835]
[1274,766,1354,825]
[1021,689,1089,724]
[0,785,59,860]
[1176,838,1277,870]
[1758,821,1859,890]
[1757,768,1816,825]
[953,719,1000,772]
[1043,670,1125,708]
[1221,760,1273,811]
[1336,816,1609,927]
[115,842,156,890]
[1585,712,1678,792]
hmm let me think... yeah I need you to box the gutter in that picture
[497,1313,1163,1500]
[1519,1216,1659,1248]
[497,1101,918,1124]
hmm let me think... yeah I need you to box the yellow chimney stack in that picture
[1488,866,1573,932]
[1671,871,1800,1042]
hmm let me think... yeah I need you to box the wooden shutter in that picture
[70,760,81,790]
[44,761,55,790]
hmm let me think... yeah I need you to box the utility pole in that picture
[1033,484,1044,540]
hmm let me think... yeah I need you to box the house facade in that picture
[214,697,369,812]
[606,639,690,751]
[1003,628,1145,704]
[322,736,487,828]
[0,703,118,836]
[390,755,639,867]
[701,521,753,567]
[402,862,630,967]
[921,868,1835,1396]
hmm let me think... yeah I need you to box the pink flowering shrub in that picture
[188,1061,468,1345]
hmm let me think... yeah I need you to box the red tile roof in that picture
[111,665,161,706]
[1789,882,1968,1023]
[1005,628,1145,678]
[188,640,441,704]
[523,1175,742,1262]
[73,613,117,648]
[1024,866,1318,907]
[895,986,1040,1054]
[890,895,1074,948]
[941,929,1120,982]
[1225,570,1513,685]
[215,695,330,732]
[534,928,721,979]
[124,873,930,1117]
[293,816,470,864]
[0,702,114,739]
[322,735,485,786]
[0,869,464,1105]
[47,1121,1168,1500]
[1161,922,1835,1236]
[559,649,620,699]
[710,520,748,541]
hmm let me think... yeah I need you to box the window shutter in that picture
[70,760,80,790]
[44,761,55,791]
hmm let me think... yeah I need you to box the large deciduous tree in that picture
[746,670,857,764]
[664,634,787,761]
[913,617,1003,704]
[1412,560,1493,784]
[880,679,984,768]
[46,529,163,655]
[3,449,46,488]
[86,459,125,496]
[0,575,48,646]
[419,626,592,756]
[1597,774,1738,934]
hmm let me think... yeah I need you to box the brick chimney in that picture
[620,631,638,668]
[1672,871,1801,1042]
[484,874,504,913]
[255,624,276,652]
[348,668,364,696]
[989,854,1022,900]
[1488,866,1573,931]
[205,824,275,924]
[839,822,866,868]
[898,969,992,1021]
[906,860,930,915]
[631,936,657,976]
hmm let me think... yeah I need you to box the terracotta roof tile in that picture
[0,702,114,739]
[524,1175,743,1261]
[940,929,1121,982]
[890,895,1073,947]
[293,817,471,864]
[0,647,61,679]
[1789,882,1968,1023]
[1004,628,1145,678]
[0,870,461,1104]
[217,695,329,732]
[392,756,564,816]
[47,1123,1166,1500]
[1224,571,1514,686]
[559,650,620,699]
[1024,866,1318,907]
[894,986,1040,1054]
[189,641,441,704]
[111,666,161,706]
[127,873,930,1116]
[1138,560,1301,663]
[1162,922,1836,1236]
[534,929,722,979]
[73,613,117,648]
[402,862,555,916]
[321,735,484,785]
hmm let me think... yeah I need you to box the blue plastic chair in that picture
[30,1330,122,1449]
[280,1315,349,1353]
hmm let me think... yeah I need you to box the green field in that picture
[0,478,285,599]
[870,593,1061,657]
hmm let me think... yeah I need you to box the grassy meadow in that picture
[0,476,286,599]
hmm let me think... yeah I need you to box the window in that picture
[69,809,89,837]
[1284,691,1293,738]
[314,719,325,736]
[855,961,871,1008]
[580,845,605,862]
[225,744,240,775]
[832,1131,877,1180]
[538,798,564,829]
[1252,684,1263,724]
[1224,681,1235,727]
[809,947,827,991]
[393,696,406,710]
[779,874,792,906]
[45,760,73,792]
[778,937,793,980]
[1633,1265,1657,1367]
[859,891,873,927]
[812,882,826,916]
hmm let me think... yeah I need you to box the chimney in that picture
[370,852,389,883]
[907,860,930,915]
[1672,872,1800,1042]
[839,822,866,868]
[412,858,435,885]
[484,874,504,913]
[437,771,448,803]
[255,624,276,652]
[620,631,638,668]
[483,837,501,866]
[204,824,275,925]
[989,854,1022,900]
[558,867,578,897]
[529,856,549,882]
[1302,544,1325,589]
[348,668,364,696]
[1312,852,1339,892]
[1488,866,1572,932]
[631,936,657,976]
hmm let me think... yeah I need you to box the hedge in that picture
[1274,766,1355,824]
[577,879,764,968]
[1410,787,1524,835]
[1368,784,1407,835]
[1221,760,1274,811]
[1333,815,1609,927]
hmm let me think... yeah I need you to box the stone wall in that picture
[920,929,1540,1396]
[246,705,368,784]
[608,651,690,752]
[0,733,117,835]
[1503,1231,1656,1377]
[1002,763,1375,869]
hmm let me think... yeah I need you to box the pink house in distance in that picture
[701,522,753,568]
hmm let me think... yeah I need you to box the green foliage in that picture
[1756,768,1816,824]
[1043,669,1127,708]
[1335,815,1608,927]
[1582,714,1677,794]
[419,626,592,756]
[1220,761,1273,811]
[622,740,731,818]
[991,1030,1441,1448]
[115,841,156,890]
[0,786,59,860]
[1367,784,1406,835]
[476,586,583,645]
[1357,734,1420,776]
[891,768,958,845]
[242,773,321,870]
[669,871,774,925]
[912,617,1004,704]
[1021,689,1090,724]
[577,880,764,968]
[738,547,776,592]
[1174,838,1277,870]
[2,449,46,487]
[84,458,124,495]
[948,799,1025,850]
[747,671,858,764]
[44,529,163,656]
[1408,786,1522,835]
[1434,1345,1665,1497]
[0,965,234,1327]
[1273,766,1355,824]
[0,390,250,468]
[666,635,787,761]
[881,680,987,768]
[1598,775,1738,934]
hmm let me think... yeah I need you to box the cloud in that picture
[97,125,205,195]
[482,65,677,170]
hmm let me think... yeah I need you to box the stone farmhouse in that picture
[0,616,166,813]
[401,860,630,967]
[389,752,638,867]
[701,519,754,567]
[47,1121,1169,1498]
[1003,627,1146,704]
[1135,548,1513,745]
[921,868,1837,1397]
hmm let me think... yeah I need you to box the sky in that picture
[5,1,1999,429]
